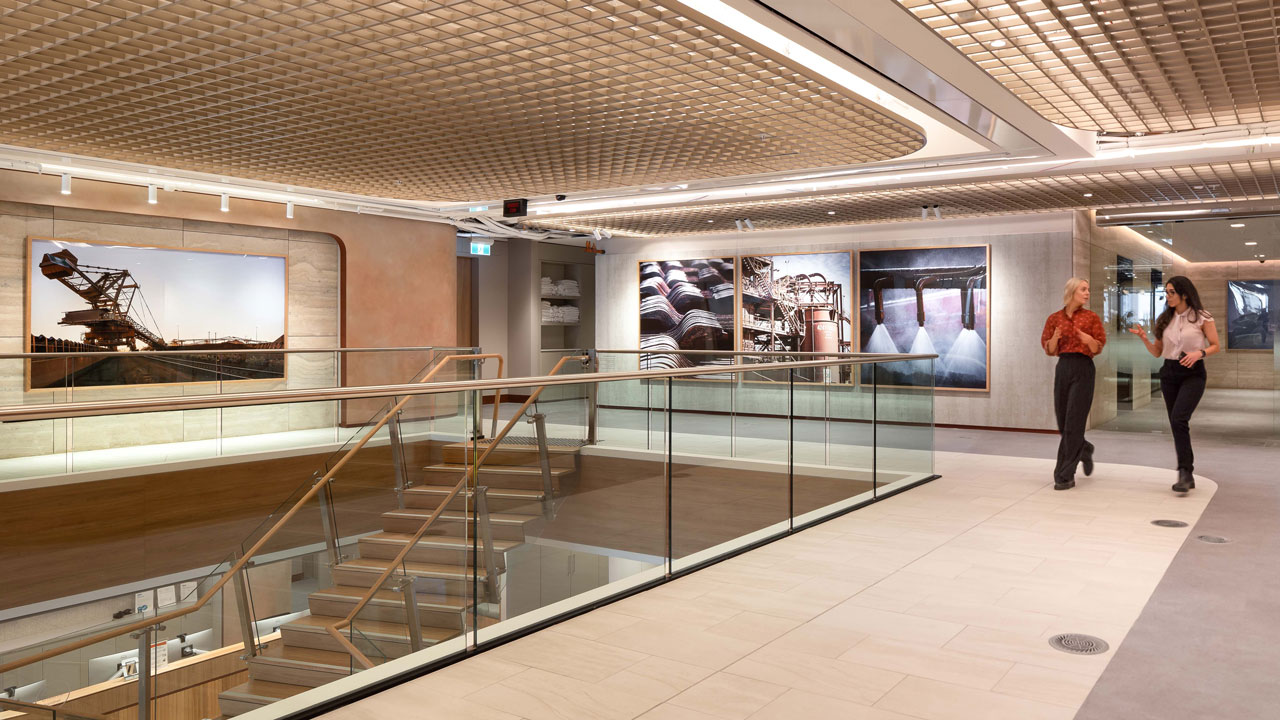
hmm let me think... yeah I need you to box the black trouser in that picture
[1160,359,1207,471]
[1053,353,1096,483]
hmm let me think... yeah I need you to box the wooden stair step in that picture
[247,644,359,688]
[218,679,307,717]
[358,531,518,568]
[404,485,545,512]
[331,557,491,597]
[280,613,458,657]
[380,508,540,540]
[311,585,471,611]
[440,442,579,467]
[336,556,487,582]
[308,584,470,630]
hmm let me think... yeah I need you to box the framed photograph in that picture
[26,237,287,388]
[1226,280,1276,350]
[739,250,853,382]
[857,245,990,391]
[638,258,735,370]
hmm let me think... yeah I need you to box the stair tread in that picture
[255,643,355,669]
[365,531,521,552]
[423,463,573,476]
[221,679,309,702]
[383,508,539,525]
[406,486,544,499]
[311,584,471,610]
[337,556,486,580]
[283,614,458,641]
[445,440,581,453]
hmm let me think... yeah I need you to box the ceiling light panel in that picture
[529,158,1280,236]
[0,0,924,202]
[896,0,1280,134]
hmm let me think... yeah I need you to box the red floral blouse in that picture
[1041,308,1106,358]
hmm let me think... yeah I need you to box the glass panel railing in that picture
[0,352,934,720]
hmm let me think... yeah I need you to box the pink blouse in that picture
[1160,308,1213,360]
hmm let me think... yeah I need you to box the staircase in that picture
[216,438,579,717]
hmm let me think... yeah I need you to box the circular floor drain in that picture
[1048,633,1110,655]
[1151,519,1189,528]
[1197,535,1231,544]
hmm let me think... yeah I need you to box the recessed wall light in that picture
[147,184,157,204]
[1083,193,1093,197]
[286,201,294,219]
[990,39,1007,48]
[1245,241,1258,246]
[220,193,229,212]
[1230,223,1246,228]
[827,211,836,215]
[60,173,71,195]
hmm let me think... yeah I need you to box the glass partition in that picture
[0,353,933,720]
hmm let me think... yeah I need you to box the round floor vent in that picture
[1196,535,1231,544]
[1151,519,1188,528]
[1048,633,1110,655]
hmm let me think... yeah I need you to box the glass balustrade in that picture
[0,351,934,720]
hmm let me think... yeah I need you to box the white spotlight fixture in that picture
[147,184,157,204]
[734,219,744,232]
[1245,241,1258,246]
[932,204,942,220]
[60,173,71,195]
[220,193,229,212]
[592,228,603,241]
[743,218,755,230]
[921,206,929,220]
[286,201,295,219]
[1083,193,1094,198]
[990,38,1007,48]
[1230,223,1246,228]
[827,210,836,215]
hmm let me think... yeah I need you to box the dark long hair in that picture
[1154,275,1205,338]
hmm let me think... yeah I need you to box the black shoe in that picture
[1054,479,1075,491]
[1081,446,1094,477]
[1172,469,1195,493]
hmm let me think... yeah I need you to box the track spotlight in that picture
[932,204,942,220]
[600,229,612,240]
[60,173,71,195]
[735,219,744,232]
[744,218,754,230]
[147,185,157,204]
[921,205,928,220]
[286,201,294,219]
[220,193,229,212]
[592,228,602,241]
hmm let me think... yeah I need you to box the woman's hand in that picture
[1050,327,1062,341]
[1128,325,1147,340]
[1179,349,1204,368]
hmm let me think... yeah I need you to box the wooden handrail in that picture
[0,353,502,677]
[326,355,588,668]
[0,697,105,720]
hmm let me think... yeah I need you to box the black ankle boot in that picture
[1081,446,1094,477]
[1172,469,1195,493]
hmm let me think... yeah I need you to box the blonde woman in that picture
[1041,278,1106,490]
[1128,276,1219,493]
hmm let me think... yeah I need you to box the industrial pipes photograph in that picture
[638,258,735,370]
[857,245,990,391]
[740,251,852,381]
[1226,279,1276,350]
[26,237,287,388]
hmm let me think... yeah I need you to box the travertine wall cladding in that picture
[0,203,340,459]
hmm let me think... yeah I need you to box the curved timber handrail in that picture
[0,352,503,677]
[325,354,588,668]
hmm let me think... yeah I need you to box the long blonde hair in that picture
[1062,277,1088,307]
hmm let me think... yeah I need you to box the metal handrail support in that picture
[527,412,555,519]
[586,349,599,446]
[474,485,499,601]
[131,625,160,720]
[388,409,408,509]
[231,553,260,659]
[315,477,344,568]
[397,576,424,654]
[0,353,502,678]
[325,355,586,669]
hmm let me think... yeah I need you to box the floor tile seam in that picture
[721,664,916,716]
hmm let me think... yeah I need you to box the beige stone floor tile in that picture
[488,630,647,683]
[942,626,1112,677]
[692,564,814,593]
[955,565,1086,596]
[839,636,1014,690]
[325,691,525,720]
[550,609,645,641]
[763,623,869,659]
[749,688,924,720]
[706,611,801,644]
[636,705,722,720]
[875,676,1078,720]
[597,619,763,670]
[904,595,1057,637]
[812,603,967,647]
[691,583,843,622]
[609,593,745,629]
[467,667,655,720]
[997,587,1143,626]
[723,646,905,705]
[597,656,716,706]
[404,653,529,698]
[993,663,1097,708]
[667,672,788,719]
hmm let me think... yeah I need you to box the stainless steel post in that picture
[586,350,598,446]
[315,477,343,568]
[133,626,153,720]
[399,575,423,653]
[232,552,259,658]
[475,485,500,600]
[528,413,554,517]
[388,408,407,508]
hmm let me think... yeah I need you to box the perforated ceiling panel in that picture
[528,159,1280,236]
[896,0,1280,134]
[0,0,924,202]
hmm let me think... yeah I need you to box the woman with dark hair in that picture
[1041,277,1105,491]
[1129,276,1220,493]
